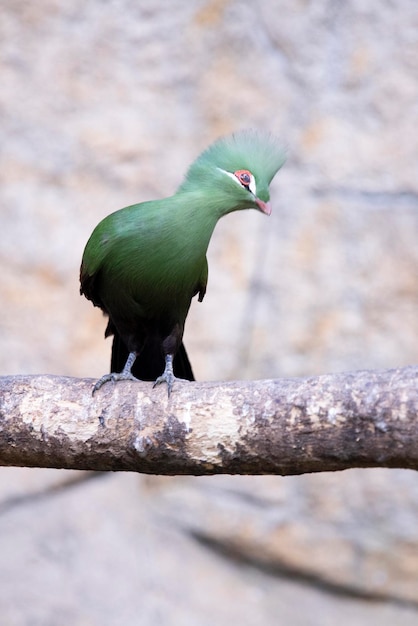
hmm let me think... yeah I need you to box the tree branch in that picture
[0,367,417,475]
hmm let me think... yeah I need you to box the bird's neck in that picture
[166,191,219,256]
[158,187,249,265]
[176,187,246,222]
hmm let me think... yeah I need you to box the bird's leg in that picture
[153,354,186,397]
[92,351,140,394]
[153,354,175,396]
[153,326,190,396]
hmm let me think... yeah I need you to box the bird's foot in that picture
[92,371,140,395]
[153,372,181,397]
[153,354,184,397]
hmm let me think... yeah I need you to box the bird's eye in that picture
[219,167,257,195]
[234,170,252,189]
[233,169,256,195]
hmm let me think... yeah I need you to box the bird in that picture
[80,130,286,395]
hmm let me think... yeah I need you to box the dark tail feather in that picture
[171,341,195,381]
[110,331,195,382]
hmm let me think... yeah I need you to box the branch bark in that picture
[0,366,417,475]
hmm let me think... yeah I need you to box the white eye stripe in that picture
[218,168,257,196]
[245,173,257,195]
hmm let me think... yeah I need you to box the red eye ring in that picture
[234,169,252,189]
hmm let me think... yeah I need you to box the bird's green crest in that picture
[179,130,286,197]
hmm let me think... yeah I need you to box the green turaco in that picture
[80,130,286,395]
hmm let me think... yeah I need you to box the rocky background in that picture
[1,1,418,624]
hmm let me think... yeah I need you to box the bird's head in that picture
[178,130,286,217]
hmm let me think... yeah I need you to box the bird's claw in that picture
[153,373,189,396]
[153,371,176,396]
[92,371,140,395]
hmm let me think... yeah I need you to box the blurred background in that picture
[1,1,418,624]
